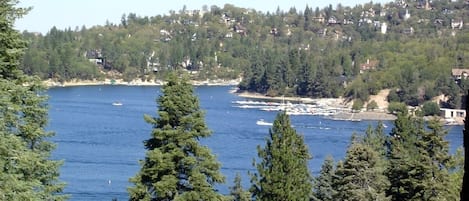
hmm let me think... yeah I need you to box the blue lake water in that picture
[47,85,464,201]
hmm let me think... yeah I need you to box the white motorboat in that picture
[256,119,273,126]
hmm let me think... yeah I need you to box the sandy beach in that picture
[44,78,241,87]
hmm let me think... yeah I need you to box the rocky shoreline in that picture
[236,91,397,121]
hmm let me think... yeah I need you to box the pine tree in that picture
[229,173,251,201]
[250,111,312,201]
[128,73,227,201]
[386,114,453,201]
[334,140,389,201]
[0,1,66,200]
[449,148,464,201]
[413,118,452,200]
[386,112,422,201]
[313,155,336,201]
[363,122,387,157]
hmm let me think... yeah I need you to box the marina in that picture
[232,99,344,117]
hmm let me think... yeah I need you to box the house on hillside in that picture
[359,59,379,73]
[85,49,104,66]
[221,13,233,25]
[312,14,325,23]
[327,16,339,25]
[452,68,469,81]
[381,22,388,34]
[451,19,464,29]
[234,23,247,36]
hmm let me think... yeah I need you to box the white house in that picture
[381,22,387,34]
[440,108,465,125]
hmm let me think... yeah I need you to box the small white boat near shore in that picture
[112,101,123,106]
[256,119,273,126]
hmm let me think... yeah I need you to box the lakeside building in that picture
[440,108,466,125]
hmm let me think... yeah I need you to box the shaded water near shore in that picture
[47,86,463,200]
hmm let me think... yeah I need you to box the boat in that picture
[256,119,273,126]
[112,101,123,106]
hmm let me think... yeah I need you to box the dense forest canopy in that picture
[19,0,469,108]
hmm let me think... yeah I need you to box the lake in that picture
[47,85,463,201]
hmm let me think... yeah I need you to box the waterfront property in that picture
[440,108,465,125]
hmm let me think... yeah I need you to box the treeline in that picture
[245,110,463,201]
[20,1,469,107]
[129,73,463,200]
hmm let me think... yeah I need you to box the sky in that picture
[15,0,389,34]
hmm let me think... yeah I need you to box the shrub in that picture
[421,101,440,116]
[352,99,364,112]
[367,100,378,111]
[387,102,407,114]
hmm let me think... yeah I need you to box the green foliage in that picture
[421,101,440,116]
[17,1,468,104]
[128,73,227,200]
[313,155,336,201]
[352,99,364,112]
[251,112,312,201]
[387,101,407,114]
[387,89,400,102]
[363,122,387,157]
[333,141,389,201]
[367,100,379,111]
[386,114,454,201]
[229,173,251,201]
[0,1,66,199]
[447,147,464,201]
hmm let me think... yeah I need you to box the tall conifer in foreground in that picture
[313,155,336,201]
[0,1,66,200]
[386,112,453,200]
[128,73,226,201]
[251,112,313,201]
[334,139,389,201]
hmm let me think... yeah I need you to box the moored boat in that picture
[256,119,273,126]
[112,101,123,106]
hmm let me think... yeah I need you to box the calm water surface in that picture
[47,85,463,201]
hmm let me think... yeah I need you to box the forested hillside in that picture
[19,0,469,107]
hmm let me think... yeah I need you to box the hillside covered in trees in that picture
[19,0,469,108]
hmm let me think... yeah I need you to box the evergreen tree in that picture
[128,73,227,201]
[413,118,452,200]
[386,113,453,201]
[0,1,66,200]
[386,112,421,201]
[450,148,464,201]
[251,111,312,201]
[363,122,387,157]
[313,155,336,201]
[334,140,389,201]
[229,173,251,201]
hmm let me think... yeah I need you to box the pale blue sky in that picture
[15,0,389,34]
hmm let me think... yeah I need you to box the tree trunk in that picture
[461,92,469,200]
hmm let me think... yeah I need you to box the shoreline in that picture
[45,81,459,124]
[236,91,397,121]
[44,78,241,88]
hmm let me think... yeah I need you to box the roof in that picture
[452,68,469,76]
[360,59,379,70]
